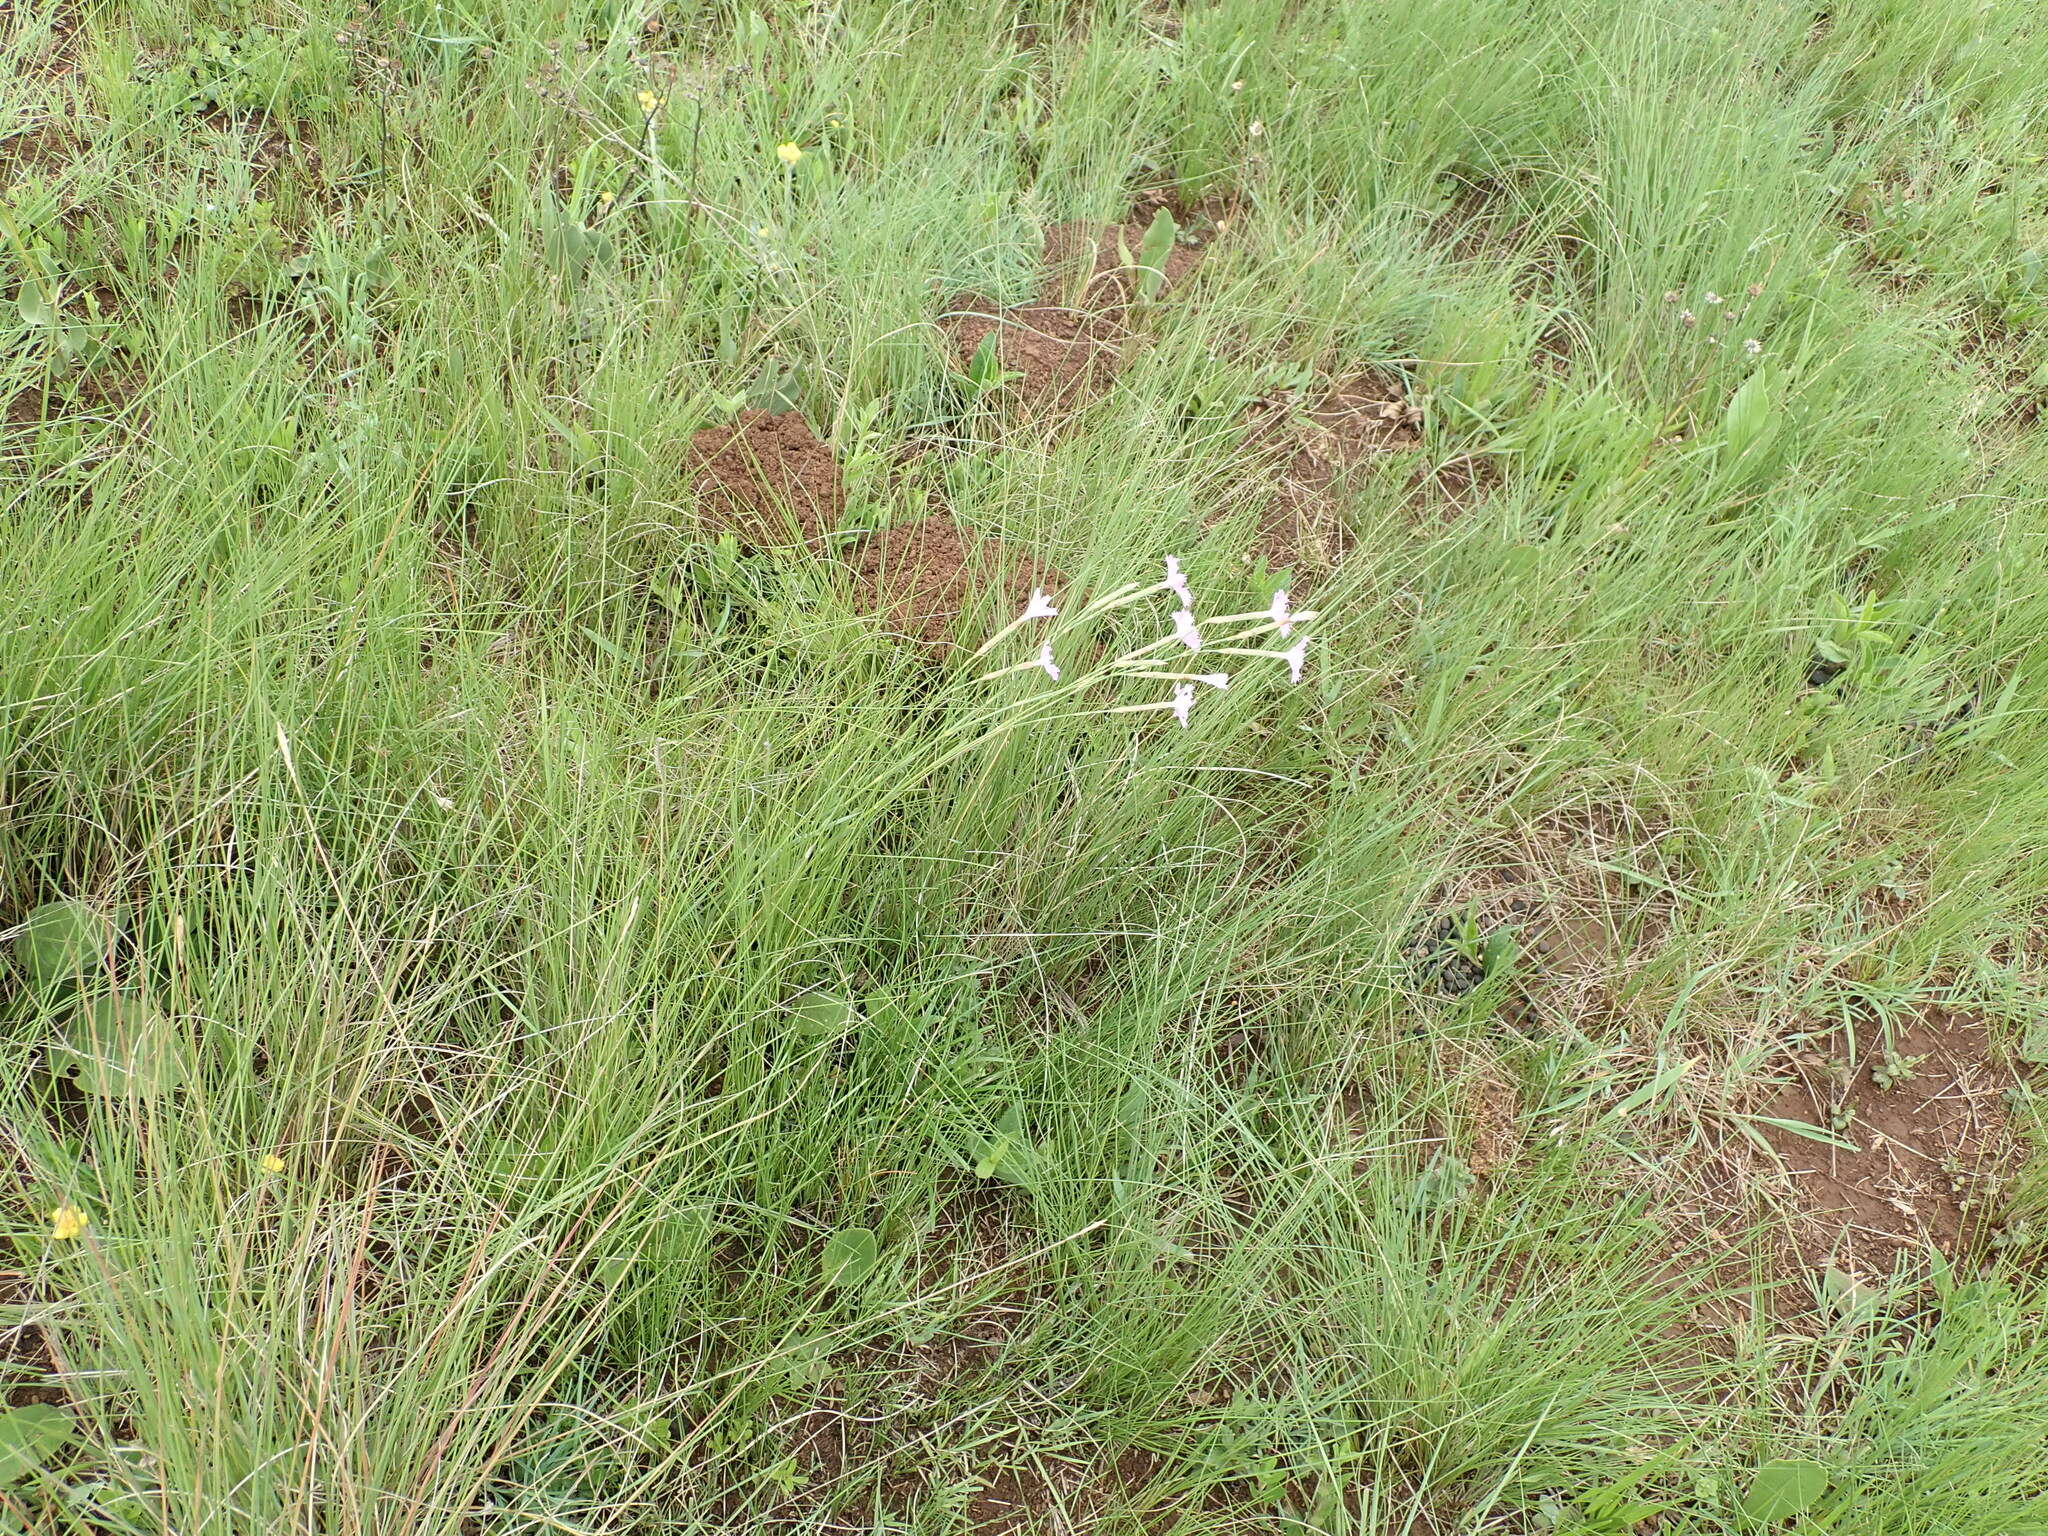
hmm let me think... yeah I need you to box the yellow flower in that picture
[635,89,661,116]
[49,1205,88,1241]
[597,190,615,207]
[776,142,803,166]
[756,225,772,238]
[261,1153,287,1175]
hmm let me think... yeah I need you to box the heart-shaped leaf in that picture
[51,996,185,1102]
[820,1227,878,1288]
[791,991,860,1039]
[16,283,55,329]
[16,900,115,989]
[0,1403,73,1482]
[1740,1458,1830,1520]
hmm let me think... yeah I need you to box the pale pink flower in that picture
[1022,588,1059,621]
[1172,608,1202,652]
[1199,673,1229,690]
[1703,290,1724,307]
[1267,588,1294,639]
[1037,642,1060,681]
[1163,556,1192,605]
[1282,637,1309,683]
[1171,683,1196,727]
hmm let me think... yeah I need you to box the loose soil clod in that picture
[1404,911,1496,997]
[683,409,844,550]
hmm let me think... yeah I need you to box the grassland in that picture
[3,0,2047,1531]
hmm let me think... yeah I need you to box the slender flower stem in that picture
[970,615,1037,660]
[1085,581,1172,616]
[1099,699,1180,716]
[1204,608,1319,630]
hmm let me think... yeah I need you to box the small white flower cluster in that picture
[976,556,1314,729]
[1666,282,1766,357]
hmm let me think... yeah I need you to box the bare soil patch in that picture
[0,1273,65,1411]
[1461,1069,1524,1179]
[3,0,83,83]
[1408,811,1673,1027]
[1240,373,1424,568]
[950,301,1122,413]
[683,410,844,550]
[947,212,1212,412]
[1407,452,1502,523]
[847,514,1057,652]
[3,365,145,440]
[1753,1007,2026,1277]
[0,122,75,182]
[962,1451,1160,1535]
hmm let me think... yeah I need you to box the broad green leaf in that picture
[51,996,186,1102]
[973,1105,1034,1186]
[16,900,114,989]
[1723,369,1772,458]
[0,1403,72,1482]
[746,366,802,414]
[820,1227,878,1288]
[1114,1082,1150,1129]
[973,1133,1011,1180]
[791,991,859,1038]
[16,284,54,328]
[967,330,1005,390]
[1136,206,1178,302]
[1740,1458,1830,1520]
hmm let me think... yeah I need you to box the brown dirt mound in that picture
[683,409,843,549]
[1241,373,1424,568]
[1754,1007,2026,1277]
[949,301,1121,413]
[1038,214,1208,309]
[946,211,1213,411]
[848,515,1056,652]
